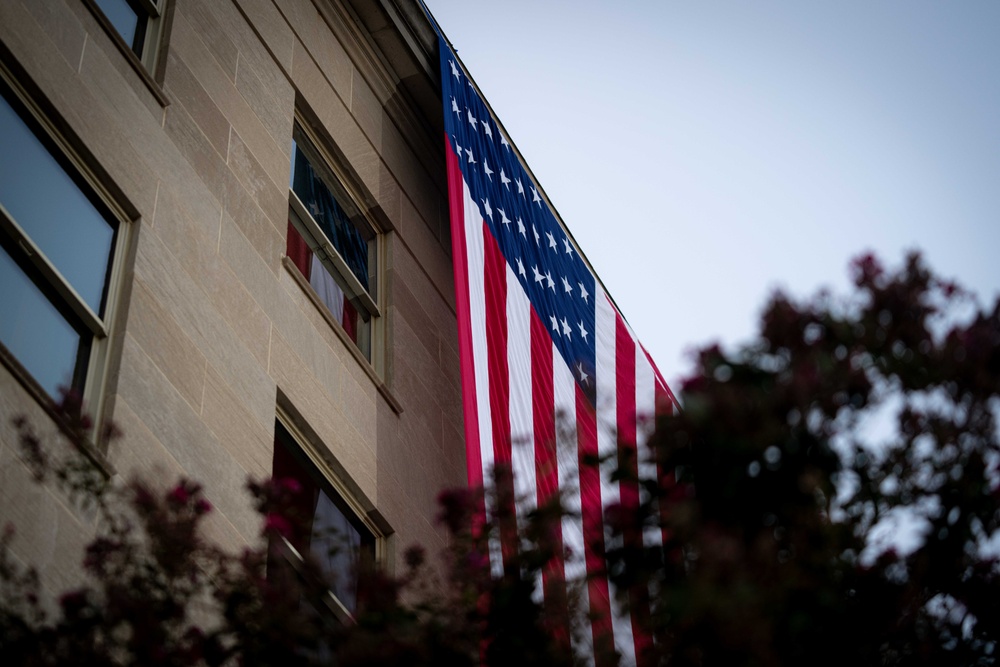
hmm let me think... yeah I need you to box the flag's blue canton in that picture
[441,46,597,397]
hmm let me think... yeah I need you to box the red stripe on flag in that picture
[529,310,567,639]
[616,318,654,665]
[444,135,483,493]
[652,375,673,561]
[577,389,615,665]
[483,222,515,566]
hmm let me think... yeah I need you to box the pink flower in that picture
[168,484,190,505]
[278,477,302,494]
[263,513,293,538]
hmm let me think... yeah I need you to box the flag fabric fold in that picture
[439,36,677,666]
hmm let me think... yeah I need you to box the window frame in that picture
[83,0,170,80]
[286,118,385,371]
[272,410,386,624]
[0,67,131,432]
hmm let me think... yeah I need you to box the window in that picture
[271,418,380,620]
[0,79,125,409]
[89,0,167,71]
[286,122,381,364]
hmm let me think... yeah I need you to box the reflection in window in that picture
[0,84,119,400]
[286,125,379,361]
[0,242,86,396]
[291,144,372,293]
[90,0,165,67]
[271,420,376,617]
[286,217,369,358]
[93,0,144,53]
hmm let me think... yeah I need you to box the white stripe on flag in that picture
[507,261,538,594]
[462,179,504,578]
[554,355,594,665]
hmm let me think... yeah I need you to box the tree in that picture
[0,393,570,666]
[605,252,1000,665]
[1,252,998,666]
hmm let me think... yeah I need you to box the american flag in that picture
[439,36,678,665]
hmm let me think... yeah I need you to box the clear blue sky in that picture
[425,1,1000,388]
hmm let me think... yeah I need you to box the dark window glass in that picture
[0,241,85,397]
[0,85,118,399]
[92,0,148,56]
[272,422,376,615]
[0,94,116,314]
[290,138,375,298]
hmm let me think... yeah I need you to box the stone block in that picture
[125,281,207,412]
[115,336,262,540]
[162,50,231,159]
[133,230,275,425]
[174,0,239,80]
[141,191,273,371]
[376,161,402,228]
[399,191,454,308]
[350,68,383,151]
[19,0,87,73]
[279,0,352,97]
[233,0,294,72]
[163,100,229,202]
[221,170,286,268]
[203,0,294,146]
[170,10,290,168]
[201,365,272,480]
[0,443,94,597]
[227,127,287,222]
[218,210,283,309]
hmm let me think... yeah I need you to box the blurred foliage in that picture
[604,252,1000,666]
[1,252,997,666]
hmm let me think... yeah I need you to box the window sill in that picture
[79,0,170,109]
[282,256,403,415]
[0,341,116,479]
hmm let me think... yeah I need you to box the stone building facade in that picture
[0,0,462,607]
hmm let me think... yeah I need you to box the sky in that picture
[423,0,1000,390]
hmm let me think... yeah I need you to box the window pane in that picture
[288,214,372,361]
[308,254,371,359]
[0,244,84,398]
[92,0,142,53]
[0,92,116,314]
[272,423,375,616]
[291,140,373,297]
